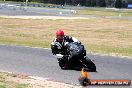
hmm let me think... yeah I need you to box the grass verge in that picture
[76,8,132,17]
[0,72,79,88]
[0,17,131,57]
[0,72,29,88]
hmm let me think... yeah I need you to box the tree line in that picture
[6,0,131,8]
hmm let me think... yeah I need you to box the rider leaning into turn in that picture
[51,29,81,55]
[51,29,85,69]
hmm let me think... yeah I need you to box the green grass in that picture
[76,9,132,16]
[0,39,49,48]
[0,18,131,57]
[87,45,132,56]
[0,72,29,88]
[0,81,28,88]
[0,85,5,88]
[16,84,29,88]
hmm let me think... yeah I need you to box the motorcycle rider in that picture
[51,29,86,69]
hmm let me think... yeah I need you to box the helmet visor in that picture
[56,35,64,41]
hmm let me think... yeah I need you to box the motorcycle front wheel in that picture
[82,56,96,72]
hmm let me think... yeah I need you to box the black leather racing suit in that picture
[51,35,80,55]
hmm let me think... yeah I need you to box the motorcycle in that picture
[56,42,96,72]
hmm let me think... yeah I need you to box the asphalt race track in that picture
[0,3,76,16]
[0,45,132,88]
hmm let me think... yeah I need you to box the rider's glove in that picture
[51,45,59,55]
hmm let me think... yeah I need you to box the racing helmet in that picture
[56,30,64,42]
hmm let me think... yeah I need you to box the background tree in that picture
[84,0,92,6]
[4,0,130,8]
[96,0,106,7]
[115,0,122,8]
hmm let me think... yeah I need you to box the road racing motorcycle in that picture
[56,42,96,72]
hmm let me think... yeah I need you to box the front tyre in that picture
[58,59,65,67]
[57,56,69,70]
[83,56,96,72]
